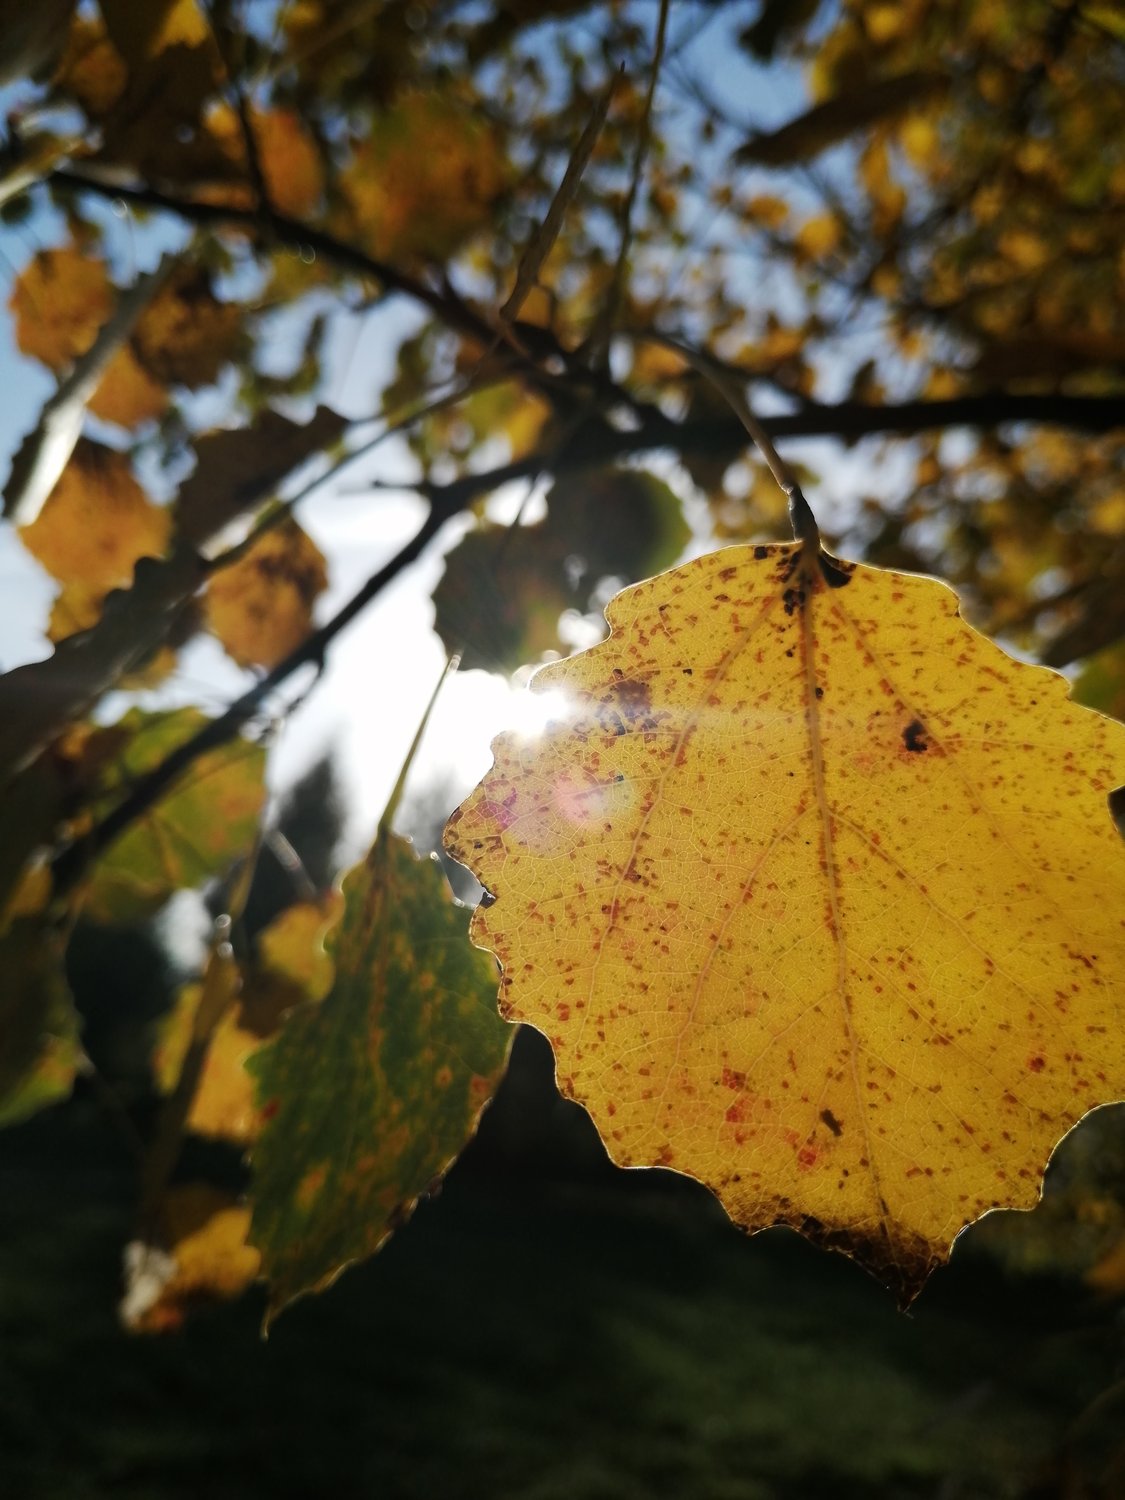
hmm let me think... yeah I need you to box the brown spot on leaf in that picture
[902,719,928,753]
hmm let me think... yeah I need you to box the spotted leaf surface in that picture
[445,541,1125,1302]
[248,833,511,1323]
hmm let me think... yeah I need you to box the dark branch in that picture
[53,496,447,898]
[46,167,632,418]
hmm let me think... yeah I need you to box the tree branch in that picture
[46,167,627,415]
[50,472,482,897]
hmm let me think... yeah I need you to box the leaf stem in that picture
[644,332,821,544]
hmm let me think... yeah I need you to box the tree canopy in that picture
[1,0,1123,1332]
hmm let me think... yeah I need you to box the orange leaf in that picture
[10,247,113,371]
[131,266,242,389]
[446,541,1125,1304]
[89,343,169,428]
[20,439,171,595]
[340,91,508,262]
[204,518,328,669]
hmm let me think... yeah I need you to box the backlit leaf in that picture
[205,103,324,217]
[248,832,512,1322]
[20,439,171,595]
[446,541,1125,1303]
[130,266,242,390]
[433,469,690,673]
[89,343,169,428]
[10,247,113,370]
[83,708,267,923]
[204,517,328,669]
[153,898,340,1142]
[340,90,508,262]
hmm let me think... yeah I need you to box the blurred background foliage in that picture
[0,0,1124,1493]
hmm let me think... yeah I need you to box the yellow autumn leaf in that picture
[53,13,128,116]
[130,266,242,389]
[153,897,340,1144]
[204,103,323,217]
[154,982,264,1144]
[795,213,844,260]
[256,897,341,1003]
[340,90,508,262]
[121,1184,260,1333]
[899,114,940,170]
[10,247,113,371]
[204,518,328,669]
[89,342,169,428]
[446,540,1125,1304]
[20,440,171,596]
[746,195,789,230]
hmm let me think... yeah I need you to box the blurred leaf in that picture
[19,439,171,594]
[433,469,690,672]
[10,246,113,370]
[254,897,341,1005]
[736,71,948,166]
[87,0,224,179]
[0,917,81,1127]
[89,344,169,428]
[248,832,511,1322]
[129,265,242,390]
[176,404,346,546]
[153,897,340,1143]
[5,255,175,523]
[121,1184,260,1333]
[82,708,267,923]
[1071,644,1125,723]
[204,103,324,217]
[204,517,328,669]
[340,89,509,261]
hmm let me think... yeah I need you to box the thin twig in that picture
[380,656,460,837]
[595,0,670,363]
[46,167,598,414]
[498,69,621,327]
[646,332,820,542]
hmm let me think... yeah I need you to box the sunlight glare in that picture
[503,682,573,742]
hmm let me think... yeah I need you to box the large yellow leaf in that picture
[446,540,1125,1303]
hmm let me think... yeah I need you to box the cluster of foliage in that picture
[0,0,1123,1337]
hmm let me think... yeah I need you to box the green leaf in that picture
[432,468,690,673]
[84,708,267,923]
[0,918,81,1127]
[247,832,511,1323]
